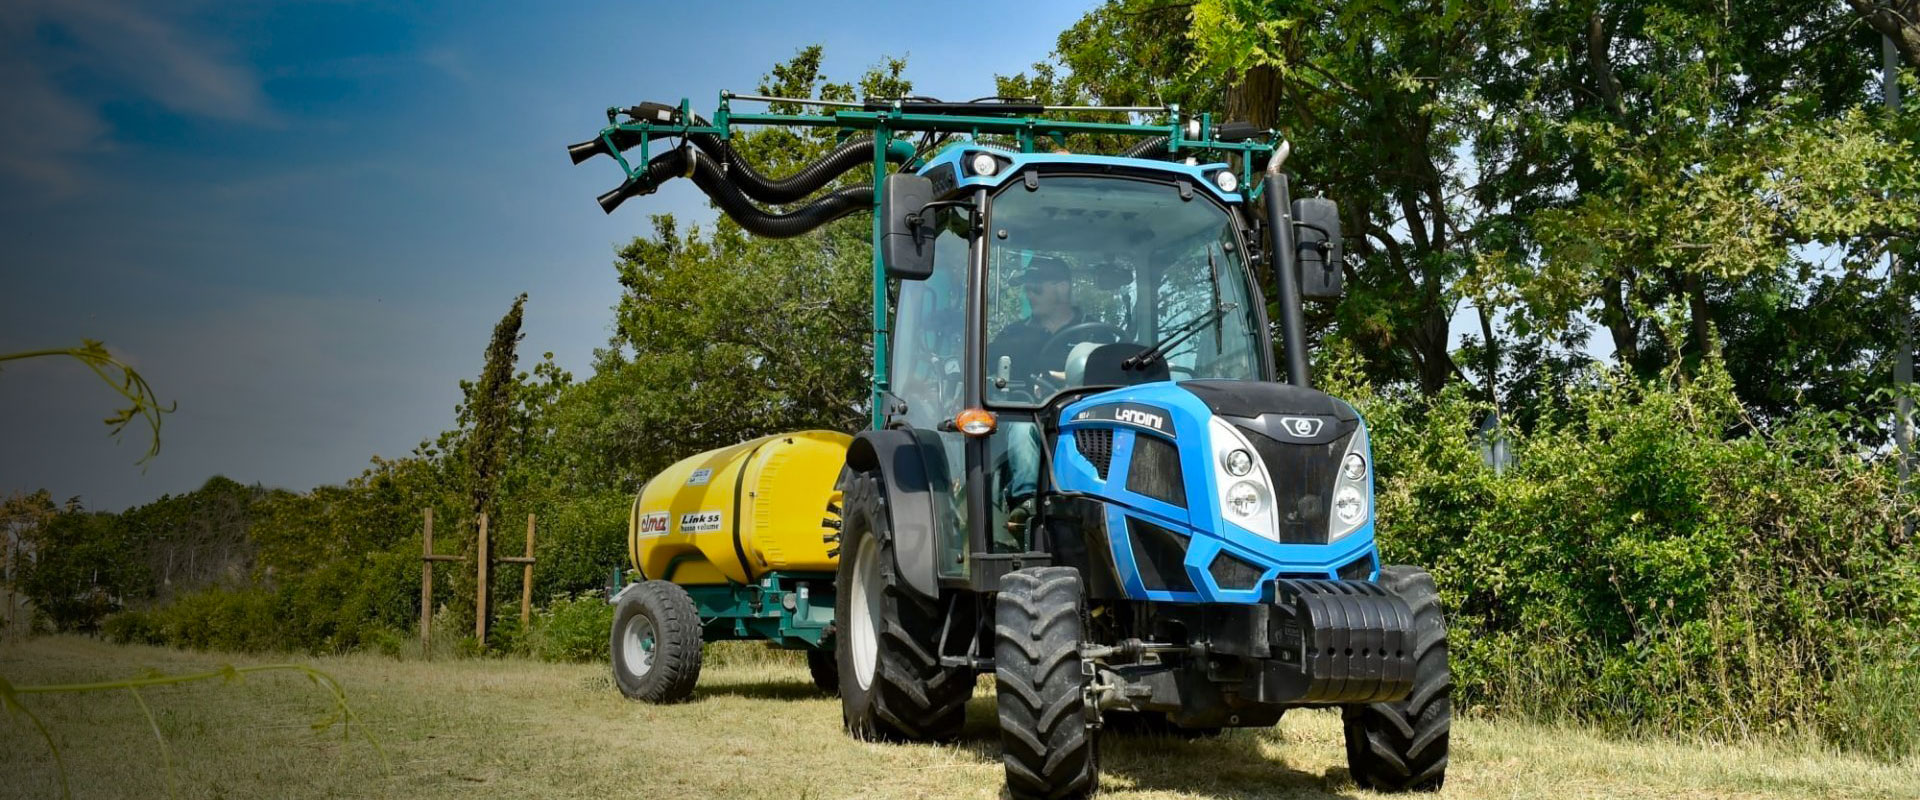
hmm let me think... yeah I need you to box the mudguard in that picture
[844,429,948,600]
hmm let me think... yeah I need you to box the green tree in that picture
[444,293,527,637]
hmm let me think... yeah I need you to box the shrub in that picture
[1342,360,1920,758]
[524,591,614,663]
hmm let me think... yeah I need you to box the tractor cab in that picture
[880,144,1372,598]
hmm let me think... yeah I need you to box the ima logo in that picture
[1279,417,1324,438]
[637,512,669,536]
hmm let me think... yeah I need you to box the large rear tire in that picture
[995,567,1099,800]
[1343,565,1450,792]
[835,470,973,741]
[610,580,703,703]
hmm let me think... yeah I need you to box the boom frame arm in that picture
[581,93,1282,430]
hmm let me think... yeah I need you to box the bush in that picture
[1337,359,1920,758]
[524,591,614,663]
[103,547,422,655]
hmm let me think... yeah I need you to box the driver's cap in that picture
[1019,255,1071,285]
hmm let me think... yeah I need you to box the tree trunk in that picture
[1848,1,1920,66]
[1685,271,1717,363]
[1478,304,1500,405]
[1599,277,1642,370]
[1223,65,1284,129]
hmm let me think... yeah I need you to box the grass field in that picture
[1,636,1915,799]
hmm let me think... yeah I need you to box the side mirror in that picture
[1292,197,1343,299]
[880,173,936,281]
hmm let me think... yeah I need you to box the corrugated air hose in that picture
[599,146,871,238]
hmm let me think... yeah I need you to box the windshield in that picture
[983,175,1265,407]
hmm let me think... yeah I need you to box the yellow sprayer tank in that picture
[627,430,850,584]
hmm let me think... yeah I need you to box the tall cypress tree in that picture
[448,293,526,640]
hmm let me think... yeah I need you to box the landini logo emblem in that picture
[1280,417,1324,438]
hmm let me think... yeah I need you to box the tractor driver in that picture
[988,255,1082,388]
[987,254,1082,549]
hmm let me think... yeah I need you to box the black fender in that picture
[844,428,951,600]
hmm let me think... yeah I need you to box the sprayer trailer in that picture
[608,431,849,702]
[572,93,1451,797]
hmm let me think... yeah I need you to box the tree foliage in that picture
[1010,0,1919,432]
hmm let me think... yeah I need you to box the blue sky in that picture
[1,0,1092,511]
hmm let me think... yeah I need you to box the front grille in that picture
[1125,517,1194,592]
[1126,433,1186,507]
[1208,550,1266,590]
[1074,428,1114,480]
[1239,424,1349,544]
[1338,553,1376,581]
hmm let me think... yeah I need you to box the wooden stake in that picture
[476,512,491,643]
[421,508,433,656]
[521,515,536,626]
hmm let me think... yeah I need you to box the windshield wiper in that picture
[1207,243,1224,352]
[1121,300,1239,372]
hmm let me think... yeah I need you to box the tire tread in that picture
[1343,565,1450,792]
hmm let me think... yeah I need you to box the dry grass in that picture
[1,636,1914,799]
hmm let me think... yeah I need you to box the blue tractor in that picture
[571,94,1450,798]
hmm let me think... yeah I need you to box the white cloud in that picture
[0,0,277,191]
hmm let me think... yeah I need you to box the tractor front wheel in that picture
[995,566,1099,800]
[835,470,973,741]
[610,580,703,703]
[1342,565,1451,792]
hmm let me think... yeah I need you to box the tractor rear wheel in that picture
[995,567,1099,800]
[835,470,973,741]
[1342,565,1450,792]
[610,580,703,703]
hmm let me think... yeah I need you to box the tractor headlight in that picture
[1226,481,1265,518]
[969,152,999,176]
[1329,419,1372,541]
[1212,170,1239,193]
[1210,418,1279,542]
[1333,485,1365,525]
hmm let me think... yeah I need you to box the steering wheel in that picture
[1040,322,1127,359]
[1035,322,1129,394]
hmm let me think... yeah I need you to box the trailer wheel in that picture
[610,580,703,703]
[807,642,839,695]
[835,470,973,741]
[995,567,1099,800]
[1343,565,1450,792]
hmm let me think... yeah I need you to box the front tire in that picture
[995,567,1099,800]
[1343,565,1451,792]
[835,470,973,741]
[610,580,703,703]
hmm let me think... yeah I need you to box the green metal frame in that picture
[675,571,838,650]
[588,94,1281,430]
